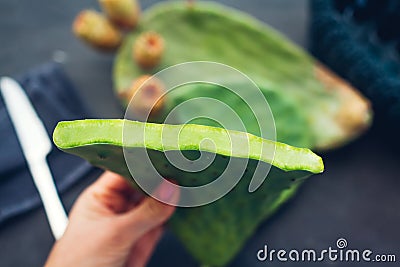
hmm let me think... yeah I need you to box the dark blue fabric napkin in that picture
[0,62,101,224]
[310,0,400,121]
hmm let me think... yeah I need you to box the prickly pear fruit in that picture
[133,31,164,69]
[99,0,140,29]
[73,10,122,50]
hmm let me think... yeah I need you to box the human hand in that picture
[45,171,179,267]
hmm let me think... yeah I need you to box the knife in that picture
[0,77,68,240]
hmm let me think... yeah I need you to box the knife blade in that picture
[0,77,68,240]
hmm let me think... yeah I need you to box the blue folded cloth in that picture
[0,62,101,223]
[310,0,400,121]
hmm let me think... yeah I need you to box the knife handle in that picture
[28,158,69,240]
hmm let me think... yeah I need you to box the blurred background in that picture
[0,0,399,266]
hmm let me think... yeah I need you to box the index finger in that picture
[92,171,137,196]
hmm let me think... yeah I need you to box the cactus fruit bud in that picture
[133,31,165,69]
[122,75,166,120]
[99,0,140,29]
[73,10,122,50]
[187,0,196,9]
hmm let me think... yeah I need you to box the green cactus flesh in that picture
[53,119,323,266]
[114,1,371,150]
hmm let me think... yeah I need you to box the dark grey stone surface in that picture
[0,0,398,266]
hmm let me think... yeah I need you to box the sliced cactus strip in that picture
[53,119,323,266]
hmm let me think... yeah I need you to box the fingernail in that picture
[156,180,177,202]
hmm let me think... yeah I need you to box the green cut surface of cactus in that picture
[114,1,371,150]
[53,119,323,266]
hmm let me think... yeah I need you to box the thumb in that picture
[118,179,180,241]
